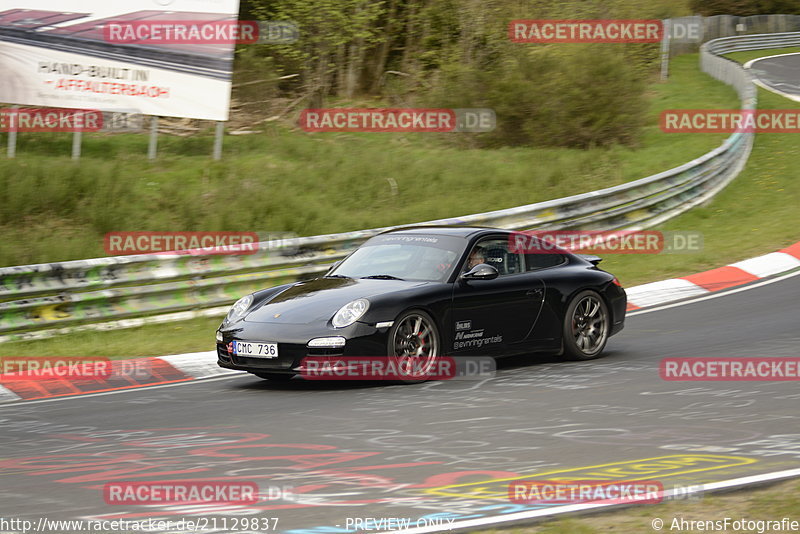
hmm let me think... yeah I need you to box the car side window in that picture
[465,238,522,276]
[524,252,565,271]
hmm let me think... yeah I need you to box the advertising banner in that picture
[0,0,241,121]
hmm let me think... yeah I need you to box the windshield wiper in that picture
[360,274,404,280]
[324,274,351,279]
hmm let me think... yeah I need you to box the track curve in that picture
[1,270,799,532]
[746,52,800,101]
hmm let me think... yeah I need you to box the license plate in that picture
[233,341,278,358]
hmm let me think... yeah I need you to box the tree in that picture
[250,0,388,101]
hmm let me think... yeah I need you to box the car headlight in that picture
[225,294,253,323]
[332,299,369,328]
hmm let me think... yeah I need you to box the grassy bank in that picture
[729,46,800,62]
[0,54,735,266]
[601,48,800,286]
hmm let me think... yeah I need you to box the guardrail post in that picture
[213,121,224,160]
[72,131,82,160]
[660,19,672,81]
[7,105,17,158]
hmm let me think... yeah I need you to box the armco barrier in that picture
[701,31,800,55]
[3,32,797,342]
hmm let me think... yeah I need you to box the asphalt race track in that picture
[747,52,800,100]
[1,271,799,533]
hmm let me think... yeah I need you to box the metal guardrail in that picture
[702,31,800,55]
[4,32,795,341]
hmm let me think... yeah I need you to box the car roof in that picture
[378,225,503,239]
[372,226,583,262]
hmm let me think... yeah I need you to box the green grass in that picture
[1,316,223,359]
[0,54,734,266]
[725,46,800,64]
[4,48,800,358]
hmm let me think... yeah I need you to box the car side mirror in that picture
[461,263,499,281]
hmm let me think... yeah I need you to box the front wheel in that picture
[562,290,610,361]
[387,309,440,383]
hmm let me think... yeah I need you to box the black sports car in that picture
[216,226,626,381]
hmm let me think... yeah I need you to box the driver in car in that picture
[465,246,486,271]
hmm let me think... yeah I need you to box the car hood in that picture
[243,277,429,324]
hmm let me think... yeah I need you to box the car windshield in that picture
[328,233,464,282]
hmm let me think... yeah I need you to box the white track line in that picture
[628,267,800,316]
[379,467,800,533]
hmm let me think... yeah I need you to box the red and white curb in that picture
[626,241,800,310]
[0,351,228,403]
[2,241,798,403]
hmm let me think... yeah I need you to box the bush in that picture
[427,45,648,148]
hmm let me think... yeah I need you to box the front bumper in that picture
[216,321,391,374]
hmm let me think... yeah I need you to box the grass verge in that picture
[727,46,800,64]
[600,50,800,286]
[0,55,734,266]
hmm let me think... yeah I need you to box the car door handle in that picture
[526,288,543,297]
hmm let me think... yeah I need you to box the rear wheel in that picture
[387,310,440,383]
[562,290,609,360]
[253,372,294,381]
